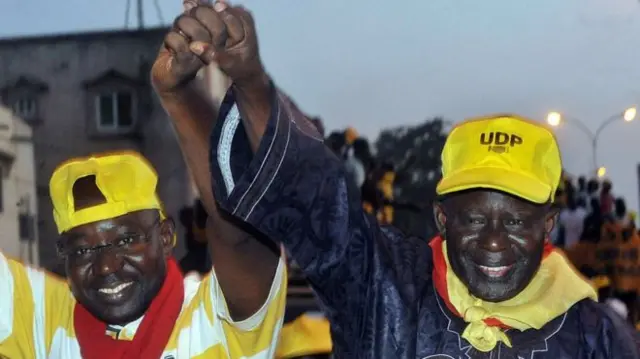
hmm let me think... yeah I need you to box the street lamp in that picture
[597,166,607,178]
[547,111,561,127]
[624,107,637,122]
[545,106,637,176]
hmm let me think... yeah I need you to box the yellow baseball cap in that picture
[436,114,562,204]
[49,151,169,236]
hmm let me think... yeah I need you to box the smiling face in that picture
[59,176,174,325]
[434,189,555,302]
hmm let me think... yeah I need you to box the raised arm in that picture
[210,84,381,288]
[151,2,280,321]
[156,2,393,327]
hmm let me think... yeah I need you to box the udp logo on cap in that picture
[480,131,523,154]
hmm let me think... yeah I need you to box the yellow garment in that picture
[606,226,640,293]
[377,171,395,224]
[2,150,290,357]
[591,275,611,290]
[0,252,288,358]
[362,201,374,215]
[436,114,562,204]
[441,242,597,352]
[276,314,332,358]
[378,172,396,198]
[49,151,176,244]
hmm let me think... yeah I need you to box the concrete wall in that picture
[0,106,38,266]
[0,28,192,271]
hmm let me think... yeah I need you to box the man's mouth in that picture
[95,281,135,303]
[476,264,514,278]
[99,282,133,294]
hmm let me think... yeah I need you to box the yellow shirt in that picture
[0,252,287,358]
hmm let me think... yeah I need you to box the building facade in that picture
[0,28,197,272]
[0,106,39,266]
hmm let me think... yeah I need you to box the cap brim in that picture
[436,167,552,204]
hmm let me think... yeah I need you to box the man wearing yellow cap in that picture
[0,151,286,358]
[151,2,640,358]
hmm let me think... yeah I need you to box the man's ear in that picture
[545,210,557,237]
[433,202,447,234]
[160,217,176,256]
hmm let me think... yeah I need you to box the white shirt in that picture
[343,155,366,188]
[559,207,588,248]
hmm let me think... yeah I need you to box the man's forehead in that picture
[65,210,152,236]
[443,189,545,210]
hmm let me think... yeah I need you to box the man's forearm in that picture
[158,77,280,320]
[157,80,218,215]
[232,73,272,153]
[158,70,272,212]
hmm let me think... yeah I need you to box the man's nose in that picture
[479,226,510,252]
[92,249,124,277]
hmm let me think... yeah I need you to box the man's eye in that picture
[505,219,524,226]
[73,248,92,256]
[117,236,138,246]
[468,217,485,225]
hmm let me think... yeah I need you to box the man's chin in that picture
[99,305,146,326]
[469,284,518,303]
[83,296,147,325]
[464,267,527,302]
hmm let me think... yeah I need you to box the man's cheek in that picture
[507,234,528,246]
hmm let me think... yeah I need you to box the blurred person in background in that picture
[601,180,615,217]
[563,196,603,281]
[563,176,576,204]
[582,198,604,243]
[362,162,394,224]
[614,198,633,229]
[344,137,373,190]
[373,162,396,224]
[558,195,588,249]
[630,211,638,231]
[178,199,211,275]
[323,130,370,191]
[324,131,345,155]
[587,179,600,213]
[576,197,587,210]
[328,127,358,160]
[576,176,588,204]
[362,161,423,225]
[549,188,565,245]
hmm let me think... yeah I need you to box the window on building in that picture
[12,97,37,119]
[96,92,134,131]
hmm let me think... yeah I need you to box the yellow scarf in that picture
[432,237,597,352]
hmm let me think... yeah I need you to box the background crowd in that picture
[555,174,640,326]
